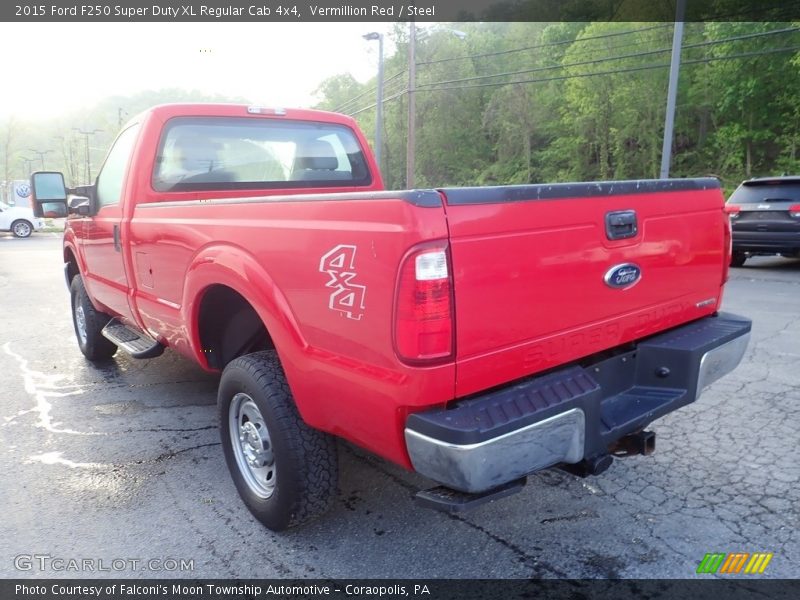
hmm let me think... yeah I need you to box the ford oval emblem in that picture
[604,263,642,290]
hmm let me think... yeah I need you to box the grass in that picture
[41,218,65,233]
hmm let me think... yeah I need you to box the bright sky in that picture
[0,22,398,118]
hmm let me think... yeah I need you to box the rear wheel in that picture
[11,220,32,238]
[730,252,747,268]
[218,350,338,531]
[70,275,117,361]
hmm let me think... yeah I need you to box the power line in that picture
[416,26,799,89]
[336,75,407,116]
[332,73,405,113]
[339,27,799,116]
[415,45,800,93]
[538,32,687,61]
[338,77,409,115]
[336,27,682,117]
[349,89,407,117]
[416,23,673,66]
[332,70,406,113]
[377,75,409,94]
[334,25,680,113]
[331,8,796,114]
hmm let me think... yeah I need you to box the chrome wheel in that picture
[12,221,32,238]
[75,304,88,345]
[229,393,276,498]
[218,351,338,530]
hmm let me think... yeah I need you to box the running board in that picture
[414,478,526,513]
[101,318,164,359]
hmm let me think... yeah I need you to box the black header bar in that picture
[4,0,800,23]
[441,177,722,205]
[2,579,800,600]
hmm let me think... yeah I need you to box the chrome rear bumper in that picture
[406,408,585,493]
[696,331,751,396]
[405,312,751,493]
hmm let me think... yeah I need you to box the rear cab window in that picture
[152,117,372,192]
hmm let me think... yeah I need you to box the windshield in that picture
[152,117,371,192]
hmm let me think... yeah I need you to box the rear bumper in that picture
[732,230,800,252]
[405,312,751,493]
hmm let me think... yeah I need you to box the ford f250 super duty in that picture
[31,104,751,531]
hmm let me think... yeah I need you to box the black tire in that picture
[730,252,747,268]
[218,350,338,531]
[70,275,117,361]
[11,219,33,238]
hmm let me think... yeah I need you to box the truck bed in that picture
[127,177,729,468]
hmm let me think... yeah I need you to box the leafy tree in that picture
[700,22,800,178]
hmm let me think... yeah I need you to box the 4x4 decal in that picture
[319,245,366,320]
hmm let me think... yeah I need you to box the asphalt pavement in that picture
[1,233,797,579]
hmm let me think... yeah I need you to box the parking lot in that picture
[1,233,797,579]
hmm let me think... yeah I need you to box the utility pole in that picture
[28,149,52,170]
[21,157,35,176]
[74,128,103,183]
[660,0,686,179]
[55,135,78,186]
[363,32,384,174]
[404,25,465,188]
[118,107,127,128]
[406,22,417,189]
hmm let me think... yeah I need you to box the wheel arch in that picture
[195,284,277,370]
[182,244,307,376]
[64,244,80,284]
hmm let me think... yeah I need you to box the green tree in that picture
[701,22,800,179]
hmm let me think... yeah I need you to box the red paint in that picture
[443,190,728,396]
[64,104,731,470]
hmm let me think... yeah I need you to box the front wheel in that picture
[70,275,117,361]
[730,251,747,268]
[218,350,338,531]
[11,220,32,238]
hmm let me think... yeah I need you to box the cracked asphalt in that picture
[1,234,797,579]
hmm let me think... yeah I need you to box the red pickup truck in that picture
[31,104,751,531]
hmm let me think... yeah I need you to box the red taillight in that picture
[789,204,800,218]
[722,209,732,284]
[725,204,741,219]
[394,242,454,364]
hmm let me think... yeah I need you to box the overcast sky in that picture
[0,22,399,118]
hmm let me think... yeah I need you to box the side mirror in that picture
[68,196,91,216]
[30,171,67,218]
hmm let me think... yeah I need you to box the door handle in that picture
[113,225,121,252]
[605,210,638,240]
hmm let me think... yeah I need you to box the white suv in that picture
[0,201,45,238]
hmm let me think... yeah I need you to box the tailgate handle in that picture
[605,210,638,240]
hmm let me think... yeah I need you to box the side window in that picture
[96,124,140,208]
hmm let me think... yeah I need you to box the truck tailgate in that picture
[441,179,728,397]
